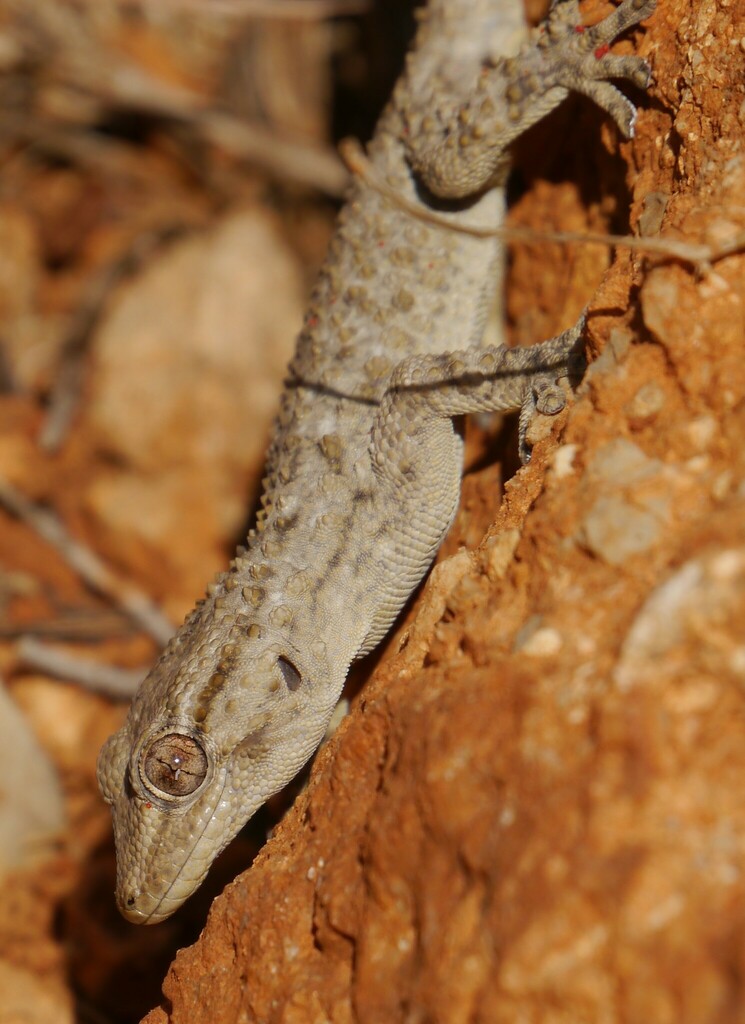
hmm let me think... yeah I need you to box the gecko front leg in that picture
[402,0,655,198]
[371,316,583,496]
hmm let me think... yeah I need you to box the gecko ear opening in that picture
[277,655,302,691]
[140,733,208,797]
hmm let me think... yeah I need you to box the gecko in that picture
[97,0,655,923]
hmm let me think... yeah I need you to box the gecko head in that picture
[97,635,333,924]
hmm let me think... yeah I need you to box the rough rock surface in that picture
[139,1,745,1021]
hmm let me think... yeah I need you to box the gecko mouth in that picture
[116,769,229,924]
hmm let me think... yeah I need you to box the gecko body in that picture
[98,0,655,923]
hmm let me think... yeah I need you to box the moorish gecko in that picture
[98,0,655,923]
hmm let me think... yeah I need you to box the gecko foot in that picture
[518,313,587,464]
[537,0,656,138]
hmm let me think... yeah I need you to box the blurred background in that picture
[0,2,416,1020]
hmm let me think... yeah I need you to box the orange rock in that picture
[141,1,745,1020]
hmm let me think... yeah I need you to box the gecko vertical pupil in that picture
[142,734,208,797]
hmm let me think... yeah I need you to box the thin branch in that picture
[17,637,144,699]
[6,0,349,195]
[40,225,187,453]
[50,77,349,195]
[150,0,368,17]
[0,610,133,641]
[196,112,348,195]
[340,138,745,272]
[0,479,174,647]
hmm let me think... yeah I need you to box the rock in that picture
[579,494,663,565]
[575,441,671,565]
[585,439,663,487]
[84,209,304,607]
[615,545,745,692]
[76,0,745,1019]
[0,961,73,1024]
[0,680,64,875]
[624,382,666,428]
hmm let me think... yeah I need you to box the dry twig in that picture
[340,138,745,273]
[40,225,187,453]
[17,636,144,699]
[0,478,174,647]
[3,0,349,195]
[153,0,367,17]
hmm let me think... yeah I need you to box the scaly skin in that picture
[97,0,655,923]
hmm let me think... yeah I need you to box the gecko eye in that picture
[141,734,208,797]
[277,655,302,691]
